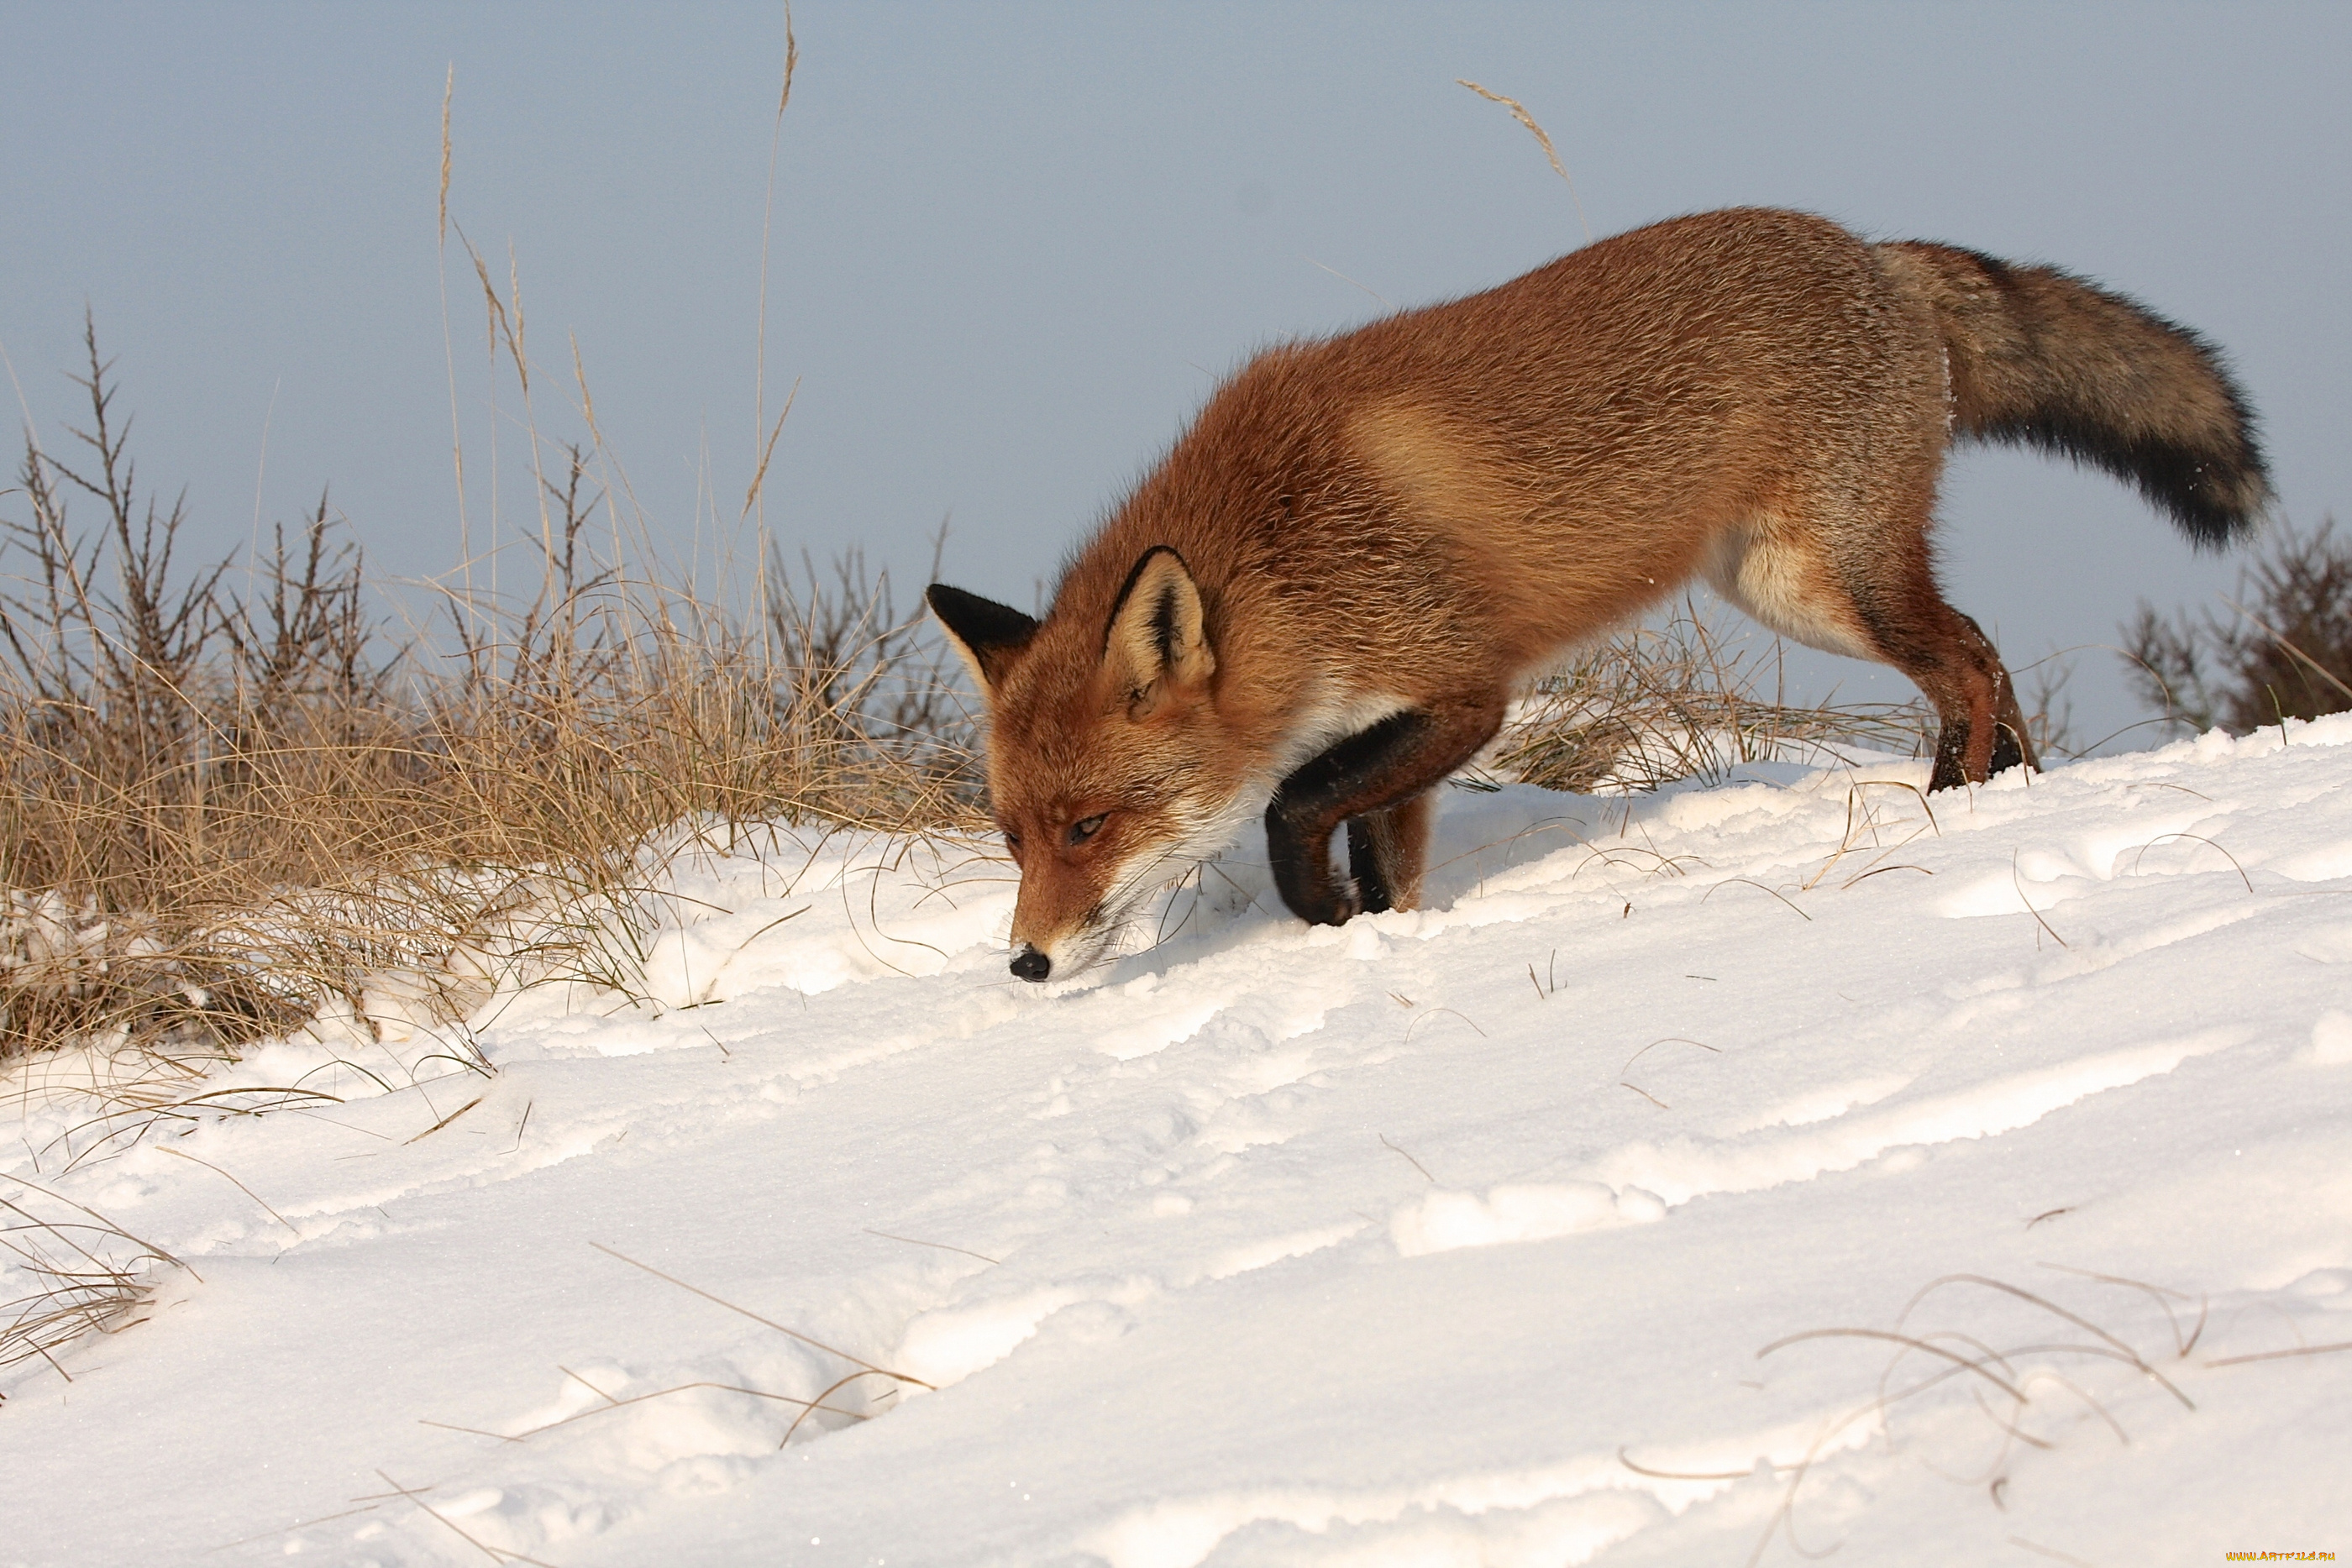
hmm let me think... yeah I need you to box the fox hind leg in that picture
[1830,538,2040,790]
[1712,505,2041,799]
[1961,611,2037,778]
[1734,479,2041,791]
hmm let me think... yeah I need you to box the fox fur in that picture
[928,207,2270,983]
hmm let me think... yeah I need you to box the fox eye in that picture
[1068,813,1108,845]
[1002,828,1023,853]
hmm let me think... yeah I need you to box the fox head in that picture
[928,548,1252,983]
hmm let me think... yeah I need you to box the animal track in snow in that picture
[1389,1181,1666,1256]
[1590,1029,2244,1207]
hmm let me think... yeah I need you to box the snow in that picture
[5,718,2351,1566]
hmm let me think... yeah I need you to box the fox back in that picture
[931,207,2268,982]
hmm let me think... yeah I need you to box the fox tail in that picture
[1879,239,2272,547]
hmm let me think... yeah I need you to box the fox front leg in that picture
[1346,794,1435,913]
[1264,701,1501,926]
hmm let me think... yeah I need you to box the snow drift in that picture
[5,719,2349,1565]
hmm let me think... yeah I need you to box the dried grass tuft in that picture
[1,323,981,1077]
[1483,598,1933,794]
[0,1176,183,1390]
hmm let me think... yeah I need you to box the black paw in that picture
[1289,876,1361,928]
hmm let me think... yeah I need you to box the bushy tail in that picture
[1877,240,2271,548]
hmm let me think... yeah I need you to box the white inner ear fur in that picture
[937,627,999,701]
[1105,552,1215,710]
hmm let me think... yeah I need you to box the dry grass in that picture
[1,1176,182,1387]
[1486,598,1935,794]
[1,321,982,1077]
[1721,1266,2217,1566]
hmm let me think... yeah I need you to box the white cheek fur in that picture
[1040,683,1408,977]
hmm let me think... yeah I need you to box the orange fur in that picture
[931,208,2269,982]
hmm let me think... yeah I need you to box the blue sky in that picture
[5,2,2347,743]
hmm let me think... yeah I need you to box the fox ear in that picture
[927,583,1038,699]
[1101,547,1215,716]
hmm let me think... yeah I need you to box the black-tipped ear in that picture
[1100,547,1215,716]
[927,583,1038,698]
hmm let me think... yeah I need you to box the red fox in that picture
[928,207,2269,983]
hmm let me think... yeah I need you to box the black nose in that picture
[1010,945,1052,983]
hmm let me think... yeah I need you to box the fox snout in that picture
[1003,909,1122,985]
[1001,842,1152,983]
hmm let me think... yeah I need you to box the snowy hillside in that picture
[6,720,2350,1566]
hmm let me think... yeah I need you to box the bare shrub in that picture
[2124,517,2352,734]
